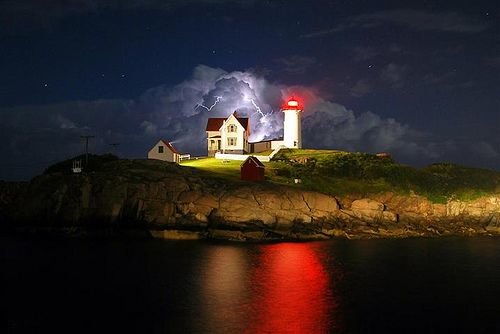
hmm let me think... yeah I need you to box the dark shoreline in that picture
[3,224,499,242]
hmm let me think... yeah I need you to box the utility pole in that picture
[81,135,95,167]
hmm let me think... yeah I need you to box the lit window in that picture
[228,124,237,132]
[158,146,164,153]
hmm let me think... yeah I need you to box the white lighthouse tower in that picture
[282,98,302,149]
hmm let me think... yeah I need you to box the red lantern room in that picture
[283,97,301,110]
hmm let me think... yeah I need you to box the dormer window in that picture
[228,124,237,132]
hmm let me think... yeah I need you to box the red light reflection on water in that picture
[245,243,335,334]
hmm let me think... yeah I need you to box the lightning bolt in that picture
[249,99,266,118]
[250,98,275,128]
[195,96,223,112]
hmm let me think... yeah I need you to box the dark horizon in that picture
[1,0,499,180]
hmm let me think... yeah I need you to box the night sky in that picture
[1,0,498,180]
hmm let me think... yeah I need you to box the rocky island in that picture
[1,151,499,241]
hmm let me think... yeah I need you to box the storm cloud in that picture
[1,65,498,180]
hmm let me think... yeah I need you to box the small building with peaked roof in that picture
[147,139,180,163]
[241,156,265,181]
[206,111,250,156]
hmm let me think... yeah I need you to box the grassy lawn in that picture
[179,152,402,195]
[180,150,500,202]
[181,158,243,179]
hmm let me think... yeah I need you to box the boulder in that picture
[176,191,218,222]
[302,191,339,218]
[447,200,466,216]
[216,189,275,224]
[349,198,399,223]
[352,198,385,211]
[382,211,398,222]
[351,199,385,219]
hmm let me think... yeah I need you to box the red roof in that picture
[237,117,249,130]
[206,114,249,131]
[206,118,226,131]
[160,140,179,154]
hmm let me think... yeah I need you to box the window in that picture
[227,124,237,132]
[158,145,164,153]
[227,138,237,146]
[293,141,297,147]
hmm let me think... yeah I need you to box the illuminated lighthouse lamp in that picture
[285,98,300,108]
[282,97,303,149]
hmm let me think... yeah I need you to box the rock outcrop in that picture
[1,159,499,241]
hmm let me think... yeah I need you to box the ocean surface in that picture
[2,235,499,333]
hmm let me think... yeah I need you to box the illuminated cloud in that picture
[0,65,498,180]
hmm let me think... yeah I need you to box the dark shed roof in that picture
[241,156,265,168]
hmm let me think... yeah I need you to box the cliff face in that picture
[1,160,499,240]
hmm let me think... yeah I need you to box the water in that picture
[3,235,499,333]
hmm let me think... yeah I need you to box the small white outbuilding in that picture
[147,139,180,163]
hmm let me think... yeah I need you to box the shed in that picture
[147,139,180,163]
[241,156,265,181]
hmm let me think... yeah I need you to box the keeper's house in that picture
[206,111,250,156]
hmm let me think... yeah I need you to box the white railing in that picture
[215,153,259,161]
[214,146,285,163]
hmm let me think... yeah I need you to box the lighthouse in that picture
[282,98,302,149]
